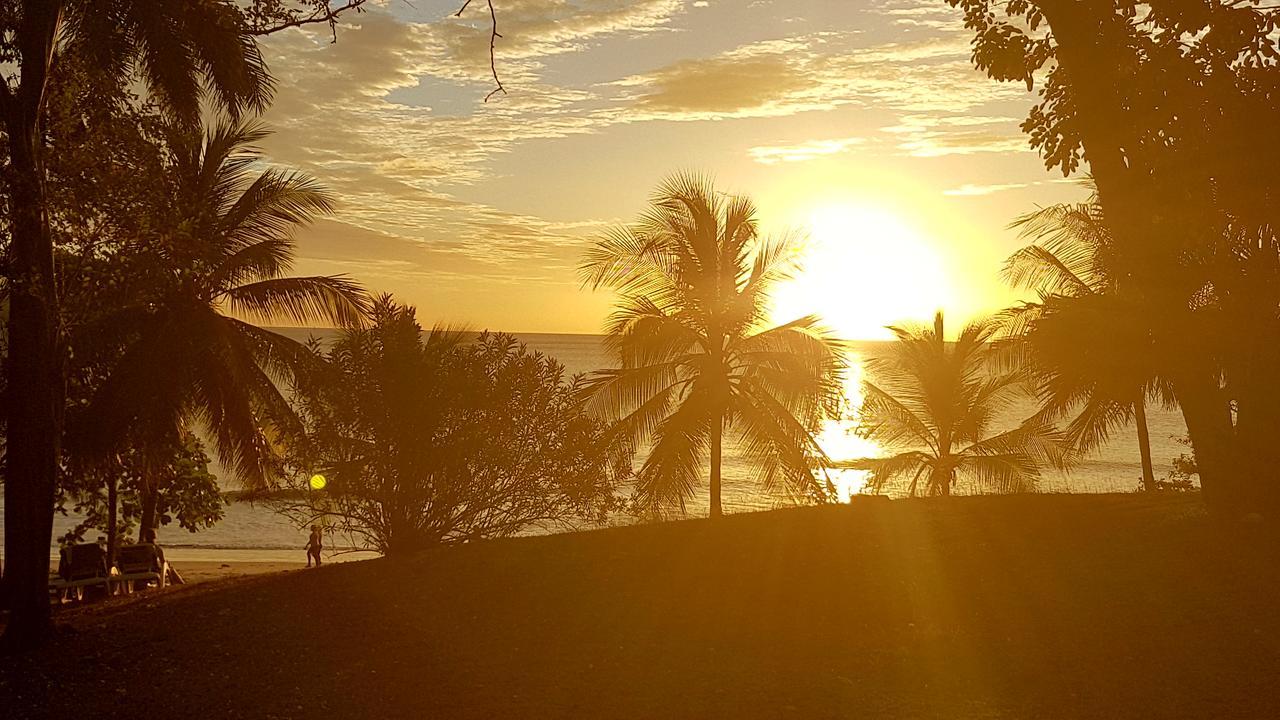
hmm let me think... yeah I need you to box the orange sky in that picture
[258,0,1085,338]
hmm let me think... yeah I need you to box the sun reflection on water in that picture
[817,349,883,500]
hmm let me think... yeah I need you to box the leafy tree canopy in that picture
[281,298,630,555]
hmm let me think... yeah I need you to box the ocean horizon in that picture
[4,329,1190,564]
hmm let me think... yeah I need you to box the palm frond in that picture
[115,0,273,125]
[840,451,931,494]
[225,275,370,328]
[220,169,335,251]
[730,376,833,501]
[857,380,938,451]
[1002,244,1096,296]
[963,418,1073,477]
[634,387,712,515]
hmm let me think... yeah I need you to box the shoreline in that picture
[170,560,310,585]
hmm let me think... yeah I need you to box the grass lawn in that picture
[3,493,1278,718]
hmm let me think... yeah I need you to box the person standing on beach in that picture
[305,527,324,567]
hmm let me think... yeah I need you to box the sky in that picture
[257,0,1086,339]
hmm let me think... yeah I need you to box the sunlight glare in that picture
[770,203,954,341]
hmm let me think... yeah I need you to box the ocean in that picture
[3,331,1189,564]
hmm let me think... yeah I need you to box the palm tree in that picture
[851,312,1068,496]
[80,120,368,534]
[2,1,272,649]
[579,174,844,518]
[999,197,1164,492]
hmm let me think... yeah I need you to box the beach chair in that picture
[114,543,168,593]
[48,543,111,602]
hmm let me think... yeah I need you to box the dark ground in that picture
[2,493,1278,719]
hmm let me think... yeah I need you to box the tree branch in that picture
[456,0,506,102]
[249,1,369,42]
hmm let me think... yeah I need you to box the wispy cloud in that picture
[248,1,1055,329]
[748,137,865,164]
[612,32,1029,123]
[882,115,1030,157]
[942,182,1032,197]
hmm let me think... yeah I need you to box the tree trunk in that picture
[1134,397,1156,492]
[709,414,723,519]
[138,484,159,541]
[1174,370,1237,517]
[106,472,119,567]
[1227,323,1280,517]
[1,4,65,650]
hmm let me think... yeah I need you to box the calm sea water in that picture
[3,331,1189,563]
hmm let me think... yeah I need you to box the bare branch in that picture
[456,0,506,102]
[249,1,369,42]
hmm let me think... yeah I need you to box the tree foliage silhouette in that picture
[0,0,272,650]
[281,298,628,555]
[580,174,844,517]
[78,120,368,536]
[999,192,1165,492]
[850,312,1069,497]
[946,0,1280,516]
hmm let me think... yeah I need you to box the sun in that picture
[770,203,954,340]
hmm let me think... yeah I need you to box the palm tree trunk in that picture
[106,472,120,567]
[1134,397,1156,492]
[709,414,723,518]
[1,6,65,649]
[138,484,159,541]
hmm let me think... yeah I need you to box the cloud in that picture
[872,0,966,31]
[882,115,1031,157]
[942,182,1032,197]
[247,1,1043,329]
[633,55,812,114]
[613,32,1028,123]
[748,137,865,164]
[256,5,676,284]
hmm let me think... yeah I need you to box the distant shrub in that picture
[1149,436,1198,493]
[56,435,224,546]
[279,298,631,555]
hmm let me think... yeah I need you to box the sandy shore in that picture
[174,560,307,584]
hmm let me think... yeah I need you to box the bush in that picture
[280,299,631,555]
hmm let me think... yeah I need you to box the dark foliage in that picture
[947,0,1280,517]
[579,174,845,517]
[279,298,630,555]
[57,435,223,547]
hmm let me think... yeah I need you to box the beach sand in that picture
[174,560,307,584]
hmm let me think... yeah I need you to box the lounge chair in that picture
[48,543,111,602]
[114,543,168,593]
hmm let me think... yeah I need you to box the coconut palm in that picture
[579,174,844,518]
[80,120,368,532]
[2,0,273,648]
[999,196,1165,492]
[851,312,1068,496]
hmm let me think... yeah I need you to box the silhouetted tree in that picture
[57,434,222,565]
[77,120,368,538]
[0,0,273,648]
[580,174,844,518]
[851,312,1069,496]
[281,299,629,555]
[0,0,452,647]
[999,194,1165,492]
[946,0,1280,516]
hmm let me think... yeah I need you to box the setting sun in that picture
[771,203,954,340]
